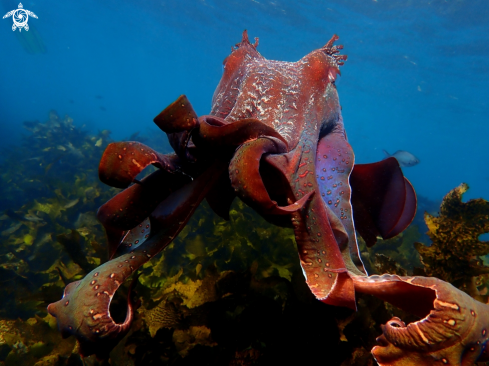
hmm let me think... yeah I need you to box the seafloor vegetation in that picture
[0,111,488,366]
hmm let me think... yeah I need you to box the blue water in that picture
[1,0,488,202]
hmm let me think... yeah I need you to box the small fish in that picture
[1,223,22,236]
[77,227,91,237]
[21,156,42,162]
[95,138,103,147]
[64,198,79,209]
[383,150,420,167]
[23,213,43,222]
[36,233,52,246]
[44,162,54,174]
[66,142,84,158]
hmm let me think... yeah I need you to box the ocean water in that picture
[1,0,488,202]
[0,1,489,364]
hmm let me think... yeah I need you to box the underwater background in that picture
[0,0,488,365]
[1,0,489,200]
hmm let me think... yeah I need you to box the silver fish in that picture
[23,213,44,222]
[1,223,22,236]
[66,142,84,159]
[383,150,420,167]
[64,198,80,209]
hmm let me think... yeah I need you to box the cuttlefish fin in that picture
[350,157,417,247]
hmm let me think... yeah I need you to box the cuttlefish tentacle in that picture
[99,141,181,189]
[47,163,224,359]
[352,275,489,365]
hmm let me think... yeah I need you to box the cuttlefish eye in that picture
[328,69,340,86]
[334,73,340,86]
[222,56,229,72]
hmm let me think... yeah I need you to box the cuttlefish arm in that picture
[97,169,191,258]
[315,127,366,275]
[229,136,313,216]
[47,163,224,359]
[99,141,181,189]
[263,130,359,310]
[153,94,199,161]
[352,275,489,366]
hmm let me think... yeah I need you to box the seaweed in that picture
[3,111,489,365]
[414,183,489,299]
[0,111,116,323]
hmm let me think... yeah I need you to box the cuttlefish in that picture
[47,31,417,358]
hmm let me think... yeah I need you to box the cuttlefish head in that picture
[211,31,347,150]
